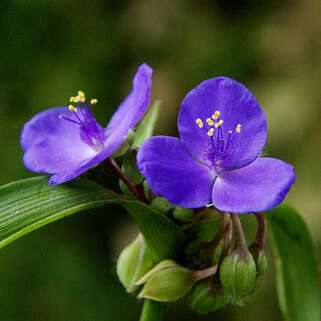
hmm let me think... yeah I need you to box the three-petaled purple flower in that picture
[21,63,153,185]
[137,77,295,213]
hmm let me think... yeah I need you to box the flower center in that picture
[195,110,241,174]
[59,91,106,151]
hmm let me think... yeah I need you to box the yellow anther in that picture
[235,123,242,133]
[68,105,78,113]
[69,96,79,103]
[212,111,221,120]
[195,118,204,128]
[69,90,86,103]
[206,118,214,126]
[90,98,98,105]
[207,128,214,137]
[77,90,86,102]
[214,119,224,128]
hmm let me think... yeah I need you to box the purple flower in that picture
[137,77,295,213]
[21,63,153,185]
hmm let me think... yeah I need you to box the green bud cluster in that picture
[116,194,268,315]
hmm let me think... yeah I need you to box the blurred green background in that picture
[0,0,320,320]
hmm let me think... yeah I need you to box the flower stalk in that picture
[106,158,148,203]
[253,212,267,249]
[230,214,247,249]
[193,264,218,281]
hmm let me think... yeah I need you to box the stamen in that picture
[206,118,214,126]
[212,111,221,120]
[195,118,204,128]
[68,105,78,113]
[77,90,86,103]
[90,98,98,105]
[207,128,214,137]
[235,124,242,133]
[214,119,224,128]
[69,90,86,103]
[59,115,80,125]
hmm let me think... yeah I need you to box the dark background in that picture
[0,1,320,320]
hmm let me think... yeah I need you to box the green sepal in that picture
[133,100,161,148]
[112,141,130,158]
[122,149,143,185]
[136,260,176,285]
[117,234,155,293]
[138,260,197,302]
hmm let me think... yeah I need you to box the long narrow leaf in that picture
[0,177,184,260]
[268,205,320,321]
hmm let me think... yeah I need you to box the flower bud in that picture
[117,235,155,294]
[150,197,173,214]
[173,207,194,222]
[187,280,228,314]
[219,248,256,304]
[249,244,267,283]
[137,260,197,302]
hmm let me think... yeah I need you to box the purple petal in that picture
[137,136,214,208]
[48,138,123,185]
[212,157,295,213]
[106,63,153,142]
[21,107,96,174]
[178,77,267,170]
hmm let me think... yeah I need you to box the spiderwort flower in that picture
[21,63,152,185]
[137,77,295,213]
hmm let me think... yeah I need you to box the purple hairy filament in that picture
[196,111,241,174]
[59,93,106,151]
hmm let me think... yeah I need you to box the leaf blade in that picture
[267,205,320,321]
[0,176,122,249]
[0,176,184,261]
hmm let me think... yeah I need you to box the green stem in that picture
[139,300,165,321]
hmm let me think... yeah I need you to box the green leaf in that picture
[0,177,184,261]
[133,100,160,148]
[123,202,185,261]
[267,205,320,321]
